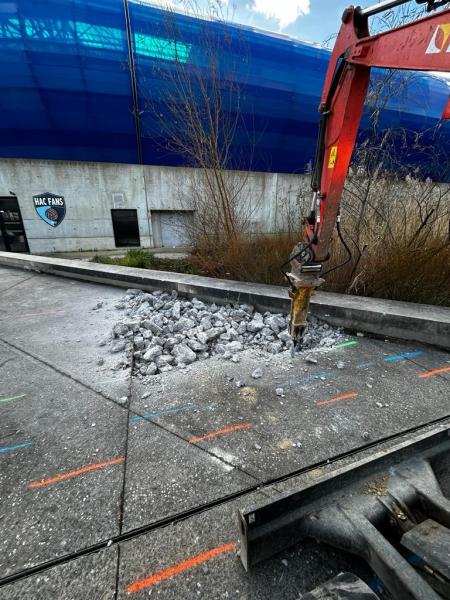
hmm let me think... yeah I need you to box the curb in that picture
[0,252,449,350]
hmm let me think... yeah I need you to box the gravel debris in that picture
[108,288,343,377]
[275,387,285,397]
[251,368,263,379]
[305,356,318,364]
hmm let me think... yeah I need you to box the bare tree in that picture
[136,0,258,248]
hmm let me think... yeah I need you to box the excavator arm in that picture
[288,0,450,346]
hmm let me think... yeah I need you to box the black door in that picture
[0,197,29,253]
[111,209,140,247]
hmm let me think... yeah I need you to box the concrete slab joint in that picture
[0,251,449,350]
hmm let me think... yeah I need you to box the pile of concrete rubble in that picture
[107,288,342,377]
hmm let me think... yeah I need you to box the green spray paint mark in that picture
[0,394,26,404]
[334,341,359,349]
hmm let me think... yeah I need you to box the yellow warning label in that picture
[328,146,338,169]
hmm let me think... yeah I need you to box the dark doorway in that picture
[111,209,140,247]
[0,197,29,253]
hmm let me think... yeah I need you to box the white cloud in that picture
[251,0,310,29]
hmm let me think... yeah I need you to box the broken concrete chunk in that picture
[247,318,264,333]
[112,323,128,337]
[187,339,207,353]
[156,354,175,367]
[225,341,243,354]
[267,341,283,354]
[143,346,162,362]
[305,355,318,364]
[145,363,158,376]
[110,340,127,353]
[172,344,197,365]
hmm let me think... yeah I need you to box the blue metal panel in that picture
[0,0,138,163]
[129,2,331,173]
[0,0,449,176]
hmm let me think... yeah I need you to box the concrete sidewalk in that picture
[0,265,449,599]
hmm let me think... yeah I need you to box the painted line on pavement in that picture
[317,392,359,406]
[384,351,424,362]
[419,366,450,379]
[334,341,359,349]
[0,441,32,454]
[190,422,252,444]
[0,393,26,404]
[28,457,125,489]
[127,542,237,593]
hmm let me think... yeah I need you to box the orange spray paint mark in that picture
[190,422,252,443]
[419,366,450,379]
[317,392,358,406]
[28,457,125,489]
[127,542,237,593]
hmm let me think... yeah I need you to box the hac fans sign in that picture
[33,193,66,227]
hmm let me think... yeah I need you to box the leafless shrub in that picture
[138,0,258,251]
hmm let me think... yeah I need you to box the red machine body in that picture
[288,0,450,344]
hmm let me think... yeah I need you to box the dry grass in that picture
[190,176,450,306]
[190,233,297,285]
[190,227,450,306]
[325,231,450,306]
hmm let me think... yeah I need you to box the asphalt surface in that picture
[0,265,449,599]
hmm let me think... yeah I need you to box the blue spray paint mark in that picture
[0,441,32,454]
[130,403,196,424]
[384,351,424,362]
[356,362,374,369]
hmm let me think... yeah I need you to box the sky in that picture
[147,0,355,45]
[232,0,347,45]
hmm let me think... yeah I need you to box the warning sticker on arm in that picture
[328,146,338,169]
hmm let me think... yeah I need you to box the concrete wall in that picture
[0,158,310,254]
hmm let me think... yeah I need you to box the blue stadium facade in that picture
[1,0,449,175]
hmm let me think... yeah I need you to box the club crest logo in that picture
[426,23,450,54]
[33,193,66,227]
